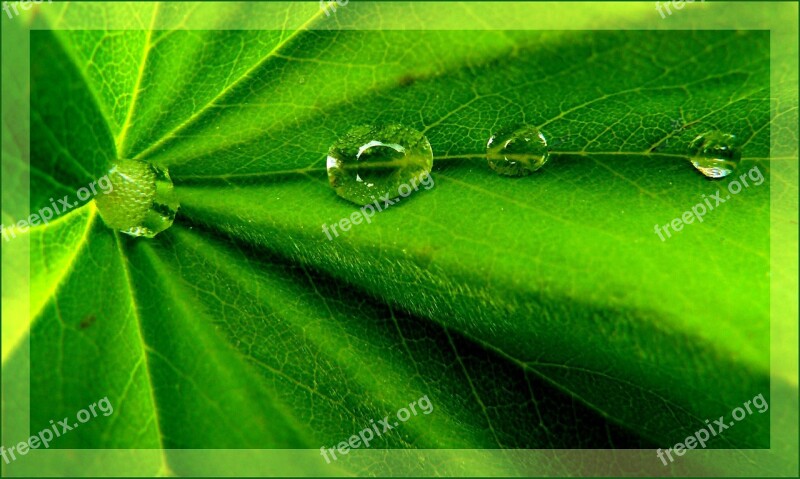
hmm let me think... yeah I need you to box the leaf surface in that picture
[7,3,793,476]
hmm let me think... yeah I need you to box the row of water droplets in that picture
[92,125,740,237]
[326,124,742,205]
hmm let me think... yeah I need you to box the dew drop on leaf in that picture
[94,159,179,238]
[486,125,549,176]
[689,131,741,179]
[326,124,433,205]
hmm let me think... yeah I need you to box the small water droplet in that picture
[689,131,741,178]
[486,125,549,176]
[95,159,179,238]
[327,124,433,205]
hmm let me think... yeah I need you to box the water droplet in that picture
[95,159,179,238]
[327,124,433,205]
[689,131,741,178]
[486,125,549,176]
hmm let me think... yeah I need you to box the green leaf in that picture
[6,2,794,477]
[168,27,774,450]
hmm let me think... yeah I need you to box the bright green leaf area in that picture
[4,2,790,476]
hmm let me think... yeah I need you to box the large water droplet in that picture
[94,159,179,238]
[327,124,433,205]
[486,125,549,177]
[689,131,741,178]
